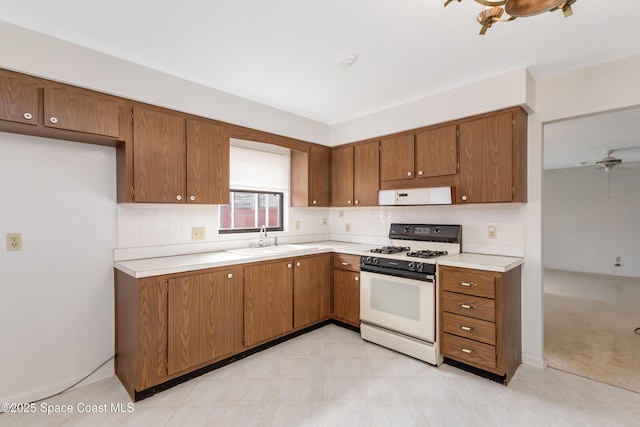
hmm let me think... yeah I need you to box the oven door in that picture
[360,271,435,343]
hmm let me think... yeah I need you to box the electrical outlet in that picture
[345,223,351,233]
[487,223,497,239]
[191,227,205,241]
[615,256,621,267]
[338,211,344,218]
[7,233,22,251]
[295,220,300,231]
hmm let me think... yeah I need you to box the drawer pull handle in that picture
[341,262,351,266]
[461,348,473,354]
[459,281,476,287]
[460,325,474,332]
[460,303,476,310]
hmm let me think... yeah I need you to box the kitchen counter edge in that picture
[114,241,377,278]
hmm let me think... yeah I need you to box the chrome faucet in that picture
[259,225,267,246]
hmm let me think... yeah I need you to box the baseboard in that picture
[0,359,115,405]
[522,353,546,369]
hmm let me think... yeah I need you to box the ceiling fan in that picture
[595,150,623,172]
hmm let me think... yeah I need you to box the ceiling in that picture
[2,1,640,167]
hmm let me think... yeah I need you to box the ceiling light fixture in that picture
[444,0,577,35]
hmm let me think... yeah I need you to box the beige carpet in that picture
[544,293,640,393]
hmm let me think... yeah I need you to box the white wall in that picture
[543,166,640,277]
[0,21,330,146]
[0,132,116,403]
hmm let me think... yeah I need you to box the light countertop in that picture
[114,241,523,278]
[437,253,524,272]
[114,241,377,278]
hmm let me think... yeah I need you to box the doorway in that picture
[542,108,640,393]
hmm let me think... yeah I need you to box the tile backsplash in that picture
[116,202,525,260]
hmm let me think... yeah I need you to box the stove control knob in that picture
[365,256,372,264]
[408,262,415,271]
[416,263,424,272]
[372,257,379,265]
[404,226,411,233]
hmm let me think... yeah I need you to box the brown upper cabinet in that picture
[331,141,379,207]
[458,108,527,203]
[43,86,122,138]
[129,107,230,204]
[291,145,330,207]
[0,72,39,125]
[379,124,458,190]
[186,119,230,205]
[0,69,123,145]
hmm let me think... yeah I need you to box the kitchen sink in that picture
[226,244,317,256]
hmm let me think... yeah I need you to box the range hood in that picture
[378,187,453,206]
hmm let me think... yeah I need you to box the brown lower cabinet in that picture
[332,253,361,327]
[115,253,332,400]
[438,265,522,384]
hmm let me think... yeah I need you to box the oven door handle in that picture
[360,265,434,282]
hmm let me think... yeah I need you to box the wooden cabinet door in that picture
[137,277,169,390]
[353,141,379,206]
[331,145,354,206]
[458,112,513,203]
[333,269,360,326]
[309,145,330,206]
[244,260,293,347]
[167,268,243,376]
[0,72,39,125]
[293,255,331,329]
[186,119,230,204]
[415,125,457,178]
[380,134,414,182]
[132,107,186,203]
[43,86,121,138]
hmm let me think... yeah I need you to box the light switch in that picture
[488,224,497,239]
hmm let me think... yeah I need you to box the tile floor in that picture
[2,324,639,426]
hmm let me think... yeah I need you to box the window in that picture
[219,140,289,234]
[219,190,283,233]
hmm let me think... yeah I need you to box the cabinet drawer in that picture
[442,291,495,322]
[440,268,495,299]
[333,254,360,272]
[442,312,495,345]
[442,333,496,369]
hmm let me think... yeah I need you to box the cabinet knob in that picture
[49,117,58,124]
[407,171,412,177]
[460,325,474,332]
[459,281,476,288]
[227,273,233,279]
[461,195,468,201]
[288,263,292,268]
[341,262,351,266]
[354,200,359,205]
[296,262,301,267]
[23,113,33,120]
[190,195,196,201]
[312,200,317,205]
[347,200,352,205]
[461,348,473,354]
[355,276,359,282]
[176,195,182,201]
[418,170,423,176]
[459,303,476,310]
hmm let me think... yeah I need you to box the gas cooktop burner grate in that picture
[406,250,448,259]
[370,246,410,254]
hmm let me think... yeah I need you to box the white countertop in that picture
[114,241,377,278]
[437,253,524,272]
[114,242,523,278]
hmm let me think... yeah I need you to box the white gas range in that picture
[359,223,462,365]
